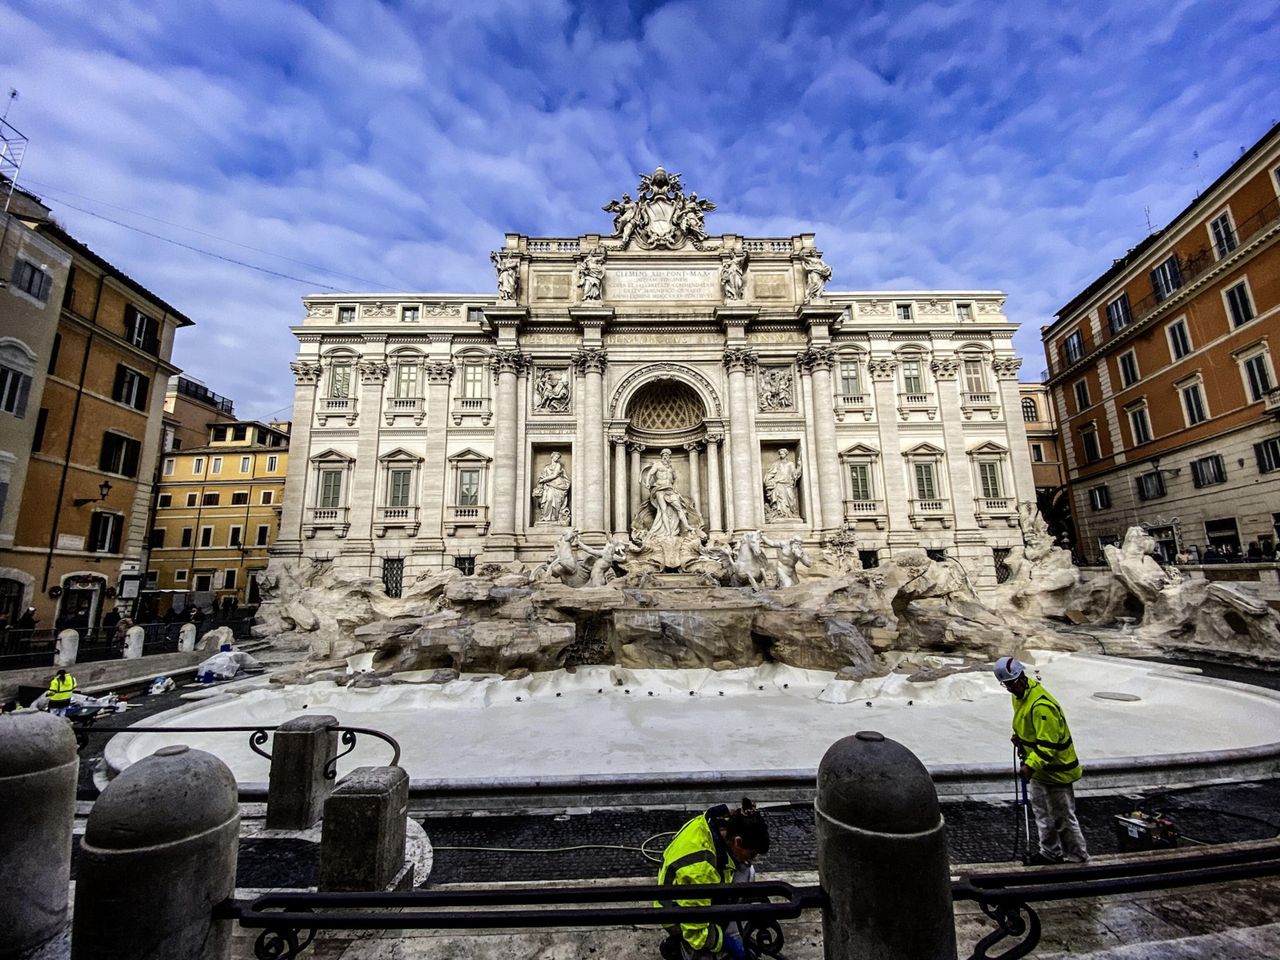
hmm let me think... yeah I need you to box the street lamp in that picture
[73,480,112,507]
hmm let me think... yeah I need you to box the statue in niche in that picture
[720,249,748,300]
[640,448,694,541]
[763,448,802,521]
[762,533,812,588]
[801,249,832,302]
[533,452,572,524]
[535,368,571,413]
[491,250,520,302]
[758,368,793,411]
[576,248,606,302]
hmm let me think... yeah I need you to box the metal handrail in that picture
[78,723,401,776]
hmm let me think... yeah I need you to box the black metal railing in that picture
[0,628,57,668]
[78,723,402,778]
[219,881,823,960]
[954,840,1280,960]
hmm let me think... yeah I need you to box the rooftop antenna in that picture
[1192,149,1202,197]
[1144,205,1153,233]
[0,88,29,214]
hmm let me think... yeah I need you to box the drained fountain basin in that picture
[106,653,1280,799]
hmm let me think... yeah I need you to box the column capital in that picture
[799,346,836,371]
[705,432,725,445]
[992,356,1023,380]
[290,361,323,385]
[722,347,757,372]
[358,360,389,384]
[491,348,528,375]
[424,360,455,384]
[868,358,899,381]
[608,433,628,446]
[930,357,959,380]
[683,440,703,453]
[627,440,647,454]
[571,347,608,374]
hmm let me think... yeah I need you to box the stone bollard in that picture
[815,731,957,960]
[72,744,238,960]
[123,624,145,659]
[266,714,338,830]
[55,627,80,666]
[320,765,411,891]
[178,622,198,652]
[0,713,79,957]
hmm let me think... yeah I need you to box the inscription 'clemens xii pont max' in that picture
[606,267,720,301]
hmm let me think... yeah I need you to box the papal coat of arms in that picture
[602,166,717,250]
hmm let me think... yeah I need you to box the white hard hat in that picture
[993,657,1025,683]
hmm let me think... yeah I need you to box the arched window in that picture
[1021,397,1038,422]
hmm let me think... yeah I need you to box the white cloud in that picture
[1,0,1276,411]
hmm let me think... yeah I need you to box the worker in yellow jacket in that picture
[995,656,1089,864]
[656,799,770,959]
[47,669,77,717]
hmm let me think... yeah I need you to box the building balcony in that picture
[384,396,426,426]
[975,497,1018,528]
[445,503,490,536]
[304,506,350,539]
[897,393,937,421]
[316,396,357,427]
[842,498,886,529]
[1265,387,1280,419]
[909,498,952,529]
[375,505,420,537]
[961,391,1001,421]
[452,396,493,426]
[834,393,874,422]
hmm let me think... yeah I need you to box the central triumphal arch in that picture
[278,167,1035,586]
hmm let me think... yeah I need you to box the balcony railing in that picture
[897,393,936,421]
[909,498,951,529]
[384,396,425,425]
[316,396,357,426]
[842,499,886,529]
[304,506,350,539]
[375,505,419,537]
[834,393,873,422]
[961,391,1000,421]
[445,504,490,535]
[452,396,493,426]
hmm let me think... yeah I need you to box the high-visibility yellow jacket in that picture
[655,808,737,954]
[48,674,77,704]
[1012,678,1082,785]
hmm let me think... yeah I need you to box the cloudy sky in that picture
[2,0,1278,419]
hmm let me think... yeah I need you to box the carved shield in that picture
[643,196,677,242]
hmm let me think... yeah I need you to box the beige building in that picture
[279,169,1039,588]
[1043,121,1280,563]
[0,184,191,632]
[147,420,289,610]
[1018,381,1073,552]
[163,375,238,454]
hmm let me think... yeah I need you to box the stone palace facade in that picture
[277,169,1036,586]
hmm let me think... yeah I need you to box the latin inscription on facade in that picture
[606,268,719,301]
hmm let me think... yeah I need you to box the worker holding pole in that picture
[994,656,1090,865]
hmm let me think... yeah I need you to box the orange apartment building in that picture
[1018,382,1073,550]
[1043,121,1280,564]
[0,184,192,632]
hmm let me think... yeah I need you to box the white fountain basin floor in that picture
[111,653,1280,787]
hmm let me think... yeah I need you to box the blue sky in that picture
[2,0,1278,419]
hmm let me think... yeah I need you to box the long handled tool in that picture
[1021,773,1033,865]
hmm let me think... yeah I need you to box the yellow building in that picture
[145,420,289,612]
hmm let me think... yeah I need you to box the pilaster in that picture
[931,357,979,532]
[275,361,322,555]
[415,360,454,553]
[800,345,844,534]
[487,348,524,553]
[344,357,388,554]
[994,358,1035,504]
[723,347,757,535]
[868,357,912,545]
[573,347,608,537]
[705,433,724,534]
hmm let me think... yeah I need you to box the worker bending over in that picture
[47,669,77,718]
[994,656,1089,864]
[656,798,769,959]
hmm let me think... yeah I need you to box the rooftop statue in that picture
[491,250,520,302]
[801,249,832,302]
[602,166,716,251]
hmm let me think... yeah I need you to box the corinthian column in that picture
[800,346,843,534]
[611,435,628,535]
[489,349,524,546]
[723,347,757,535]
[993,356,1035,501]
[417,360,454,552]
[685,441,702,516]
[705,433,724,534]
[347,358,389,549]
[932,357,978,531]
[573,348,608,537]
[277,361,322,554]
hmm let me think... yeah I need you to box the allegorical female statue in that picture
[763,448,802,520]
[534,451,571,523]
